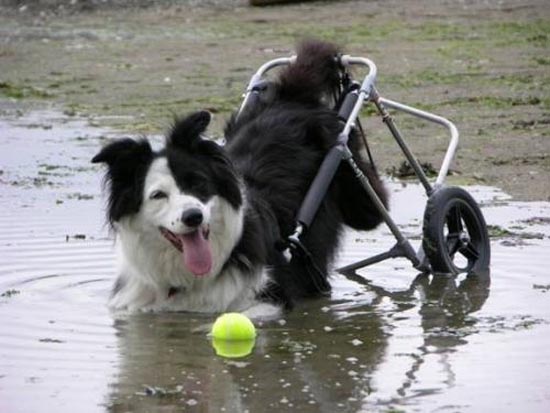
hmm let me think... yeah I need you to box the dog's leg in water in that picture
[241,302,282,320]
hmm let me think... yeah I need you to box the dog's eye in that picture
[149,190,168,200]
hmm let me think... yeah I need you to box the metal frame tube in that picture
[343,147,420,267]
[234,53,460,273]
[338,56,377,139]
[236,54,458,187]
[237,56,296,117]
[339,55,378,94]
[372,93,433,195]
[378,97,459,187]
[296,145,345,228]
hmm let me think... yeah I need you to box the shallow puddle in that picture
[1,111,549,412]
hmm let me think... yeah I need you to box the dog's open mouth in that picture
[160,226,212,277]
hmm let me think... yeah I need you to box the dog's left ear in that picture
[169,111,211,149]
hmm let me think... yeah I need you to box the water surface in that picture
[1,111,549,412]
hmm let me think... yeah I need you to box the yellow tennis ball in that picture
[212,337,255,358]
[211,312,256,341]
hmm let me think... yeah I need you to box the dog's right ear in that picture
[92,138,152,166]
[169,111,212,150]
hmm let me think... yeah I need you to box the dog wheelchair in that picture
[236,54,491,276]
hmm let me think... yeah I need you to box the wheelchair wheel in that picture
[422,187,490,275]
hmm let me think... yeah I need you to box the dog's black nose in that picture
[181,208,203,227]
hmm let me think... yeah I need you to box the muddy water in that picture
[1,111,549,412]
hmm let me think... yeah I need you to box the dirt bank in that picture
[1,0,548,200]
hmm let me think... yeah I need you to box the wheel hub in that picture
[458,231,470,248]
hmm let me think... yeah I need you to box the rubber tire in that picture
[422,186,490,275]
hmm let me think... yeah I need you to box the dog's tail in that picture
[277,39,342,106]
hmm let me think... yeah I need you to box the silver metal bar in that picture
[339,90,368,140]
[250,56,297,85]
[338,56,378,140]
[238,54,379,126]
[378,97,459,187]
[339,55,378,83]
[237,56,296,117]
[337,244,404,274]
[343,146,421,267]
[372,91,433,194]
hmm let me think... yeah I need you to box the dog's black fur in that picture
[93,39,387,313]
[223,40,388,308]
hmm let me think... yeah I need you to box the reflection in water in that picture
[106,272,490,412]
[107,302,385,412]
[344,271,490,407]
[395,273,490,401]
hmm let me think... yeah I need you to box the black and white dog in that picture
[93,40,387,317]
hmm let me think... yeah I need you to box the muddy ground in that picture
[0,0,549,200]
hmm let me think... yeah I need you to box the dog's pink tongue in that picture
[180,230,212,276]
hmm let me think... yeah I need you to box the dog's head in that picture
[92,111,243,277]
